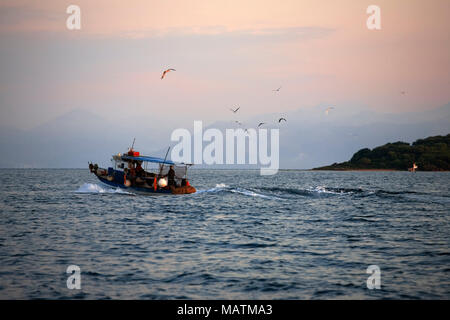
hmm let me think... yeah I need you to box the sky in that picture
[0,1,449,168]
[1,0,449,128]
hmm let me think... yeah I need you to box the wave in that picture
[196,184,282,200]
[74,183,445,204]
[255,186,442,203]
[74,183,134,195]
[257,186,364,197]
[195,183,229,194]
[196,184,365,200]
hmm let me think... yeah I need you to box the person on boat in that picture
[128,161,136,177]
[168,165,176,187]
[135,161,144,177]
[125,162,137,187]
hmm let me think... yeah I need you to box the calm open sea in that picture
[0,169,449,299]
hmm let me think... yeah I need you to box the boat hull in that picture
[95,173,196,195]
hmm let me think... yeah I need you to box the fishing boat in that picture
[88,147,196,195]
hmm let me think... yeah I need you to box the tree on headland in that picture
[314,134,450,171]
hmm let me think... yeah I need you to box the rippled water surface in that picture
[0,169,449,299]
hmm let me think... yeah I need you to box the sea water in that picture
[0,169,448,299]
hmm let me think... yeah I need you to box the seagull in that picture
[273,86,281,92]
[257,122,266,128]
[278,117,287,123]
[325,107,334,115]
[229,107,240,113]
[161,68,176,79]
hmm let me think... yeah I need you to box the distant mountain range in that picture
[313,134,450,171]
[0,103,449,169]
[198,102,450,169]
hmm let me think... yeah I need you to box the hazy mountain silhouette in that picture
[0,109,158,168]
[0,103,449,168]
[176,102,450,169]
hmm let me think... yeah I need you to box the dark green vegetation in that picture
[314,134,450,171]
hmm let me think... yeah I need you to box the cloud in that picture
[0,2,62,33]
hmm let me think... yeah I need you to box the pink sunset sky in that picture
[0,0,449,129]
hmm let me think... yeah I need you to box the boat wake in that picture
[195,184,367,200]
[74,183,135,195]
[255,186,364,198]
[73,183,447,204]
[196,184,282,200]
[254,185,447,204]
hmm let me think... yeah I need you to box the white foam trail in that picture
[195,183,230,194]
[230,188,281,200]
[196,183,281,200]
[311,186,341,194]
[75,183,134,195]
[215,183,228,188]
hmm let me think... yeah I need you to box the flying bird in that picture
[273,86,282,92]
[161,68,176,79]
[235,120,243,126]
[229,107,240,113]
[325,107,334,115]
[278,117,287,123]
[257,122,266,128]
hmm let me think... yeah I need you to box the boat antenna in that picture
[130,138,136,151]
[159,146,171,176]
